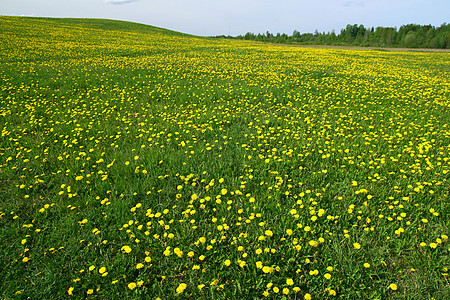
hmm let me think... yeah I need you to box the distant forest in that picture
[216,23,450,49]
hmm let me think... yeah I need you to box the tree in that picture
[404,31,418,48]
[221,22,450,49]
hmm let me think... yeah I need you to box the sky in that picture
[1,0,449,36]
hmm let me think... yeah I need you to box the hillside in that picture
[0,17,449,299]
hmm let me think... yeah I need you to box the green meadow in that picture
[0,16,449,299]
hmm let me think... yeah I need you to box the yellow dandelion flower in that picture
[128,282,136,290]
[176,283,187,294]
[136,263,144,269]
[262,266,273,273]
[121,245,132,253]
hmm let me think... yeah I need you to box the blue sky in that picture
[1,0,449,36]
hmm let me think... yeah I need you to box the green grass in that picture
[0,16,449,299]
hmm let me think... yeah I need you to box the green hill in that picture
[0,16,449,299]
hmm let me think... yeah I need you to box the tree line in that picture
[215,23,450,49]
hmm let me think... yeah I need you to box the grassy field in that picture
[0,16,449,299]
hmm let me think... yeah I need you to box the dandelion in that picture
[309,240,319,247]
[128,282,136,290]
[304,293,312,300]
[176,283,187,294]
[389,283,397,290]
[262,266,273,273]
[174,248,183,257]
[121,245,132,253]
[286,278,294,285]
[136,263,144,269]
[353,243,361,249]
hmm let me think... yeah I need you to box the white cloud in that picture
[105,0,138,4]
[343,1,366,8]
